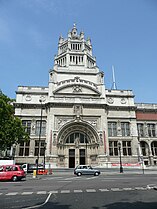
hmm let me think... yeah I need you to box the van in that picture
[22,163,44,173]
[0,165,26,181]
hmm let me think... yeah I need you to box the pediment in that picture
[53,83,101,96]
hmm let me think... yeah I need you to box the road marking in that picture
[111,188,122,191]
[61,190,70,193]
[135,187,146,190]
[147,184,156,189]
[37,191,47,194]
[0,193,3,195]
[74,190,83,193]
[6,192,18,196]
[64,177,80,180]
[87,176,98,180]
[123,188,134,191]
[86,189,96,192]
[99,189,109,192]
[43,177,62,180]
[22,192,52,209]
[21,192,33,195]
[49,190,58,193]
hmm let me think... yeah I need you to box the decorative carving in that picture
[53,133,57,145]
[31,119,36,134]
[74,105,82,119]
[99,133,103,146]
[73,85,82,92]
[40,95,46,102]
[121,98,126,104]
[107,97,114,104]
[75,137,79,148]
[25,95,32,101]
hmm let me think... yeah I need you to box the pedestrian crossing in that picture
[0,186,153,196]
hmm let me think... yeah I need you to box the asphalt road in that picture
[0,171,157,209]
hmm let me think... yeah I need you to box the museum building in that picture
[14,25,157,168]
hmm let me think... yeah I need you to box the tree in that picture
[0,91,29,152]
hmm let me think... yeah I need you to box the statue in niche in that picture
[74,105,82,119]
[31,119,36,134]
[75,137,79,148]
[99,133,103,146]
[53,133,57,146]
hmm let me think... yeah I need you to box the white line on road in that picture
[123,188,134,191]
[60,190,70,193]
[111,188,122,191]
[21,192,33,195]
[37,191,47,194]
[86,189,96,192]
[22,192,52,209]
[6,192,18,196]
[74,190,83,193]
[49,191,58,194]
[99,189,109,192]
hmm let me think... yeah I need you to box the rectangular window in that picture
[34,140,46,156]
[122,141,132,156]
[108,122,117,137]
[121,122,130,136]
[147,124,156,137]
[137,123,144,137]
[19,141,30,156]
[35,121,46,136]
[109,141,118,156]
[22,120,31,135]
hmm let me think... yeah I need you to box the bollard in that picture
[33,169,36,178]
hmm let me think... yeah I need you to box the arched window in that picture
[151,141,157,156]
[66,132,88,144]
[140,141,147,156]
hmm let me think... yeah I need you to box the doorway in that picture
[69,149,75,168]
[79,149,86,165]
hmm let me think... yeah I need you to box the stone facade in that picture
[14,25,157,168]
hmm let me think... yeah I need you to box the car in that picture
[74,165,101,176]
[0,164,26,182]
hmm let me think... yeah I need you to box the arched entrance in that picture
[67,132,88,168]
[57,121,99,168]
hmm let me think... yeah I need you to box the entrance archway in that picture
[57,121,99,168]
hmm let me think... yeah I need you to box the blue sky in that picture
[0,0,157,103]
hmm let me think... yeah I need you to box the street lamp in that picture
[44,142,47,171]
[36,99,43,175]
[118,141,123,173]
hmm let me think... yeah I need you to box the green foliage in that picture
[0,90,29,151]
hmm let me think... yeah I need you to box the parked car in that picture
[0,165,26,181]
[74,165,101,176]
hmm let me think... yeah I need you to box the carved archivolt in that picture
[57,121,99,145]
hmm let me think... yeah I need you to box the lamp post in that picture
[36,99,43,175]
[118,141,123,173]
[44,142,47,171]
[137,134,145,174]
